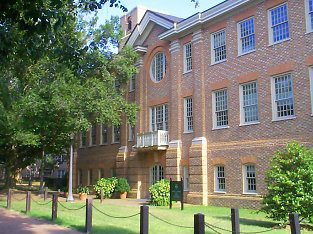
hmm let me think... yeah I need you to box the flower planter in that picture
[79,193,88,201]
[119,192,127,199]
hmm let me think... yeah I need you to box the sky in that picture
[97,0,225,24]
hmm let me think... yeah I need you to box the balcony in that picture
[135,130,169,151]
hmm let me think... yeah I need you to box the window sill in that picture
[88,145,96,148]
[184,189,189,192]
[79,146,86,149]
[243,192,257,195]
[128,139,134,142]
[183,131,193,134]
[212,126,229,131]
[305,31,313,35]
[272,116,296,122]
[183,70,192,75]
[129,90,135,93]
[239,121,260,127]
[211,59,227,66]
[100,143,108,146]
[214,191,226,194]
[111,142,120,145]
[238,49,256,57]
[268,38,290,47]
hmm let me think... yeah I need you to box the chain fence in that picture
[149,212,194,229]
[31,197,52,206]
[11,194,27,201]
[92,204,140,219]
[57,201,86,211]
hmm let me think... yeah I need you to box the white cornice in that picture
[134,46,148,53]
[159,0,252,40]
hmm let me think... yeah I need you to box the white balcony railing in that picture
[136,130,169,149]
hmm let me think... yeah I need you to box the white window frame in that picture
[268,3,290,45]
[183,42,192,73]
[129,75,135,92]
[243,164,257,194]
[211,29,227,65]
[271,73,295,121]
[150,164,164,185]
[98,169,104,179]
[239,81,259,125]
[88,169,92,185]
[310,67,313,115]
[237,17,256,56]
[305,0,313,33]
[80,131,86,148]
[150,52,166,83]
[184,97,193,133]
[89,124,96,146]
[214,166,226,193]
[112,125,121,144]
[150,104,168,132]
[183,166,189,191]
[128,124,135,141]
[212,89,229,129]
[100,124,108,145]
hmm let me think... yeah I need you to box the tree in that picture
[261,142,313,223]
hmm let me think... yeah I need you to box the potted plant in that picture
[115,178,130,199]
[77,185,90,201]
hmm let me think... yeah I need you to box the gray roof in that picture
[147,10,183,23]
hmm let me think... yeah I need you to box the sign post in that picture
[169,178,184,210]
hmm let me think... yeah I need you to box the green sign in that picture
[171,181,182,201]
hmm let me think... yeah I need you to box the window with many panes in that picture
[151,52,166,82]
[213,89,228,128]
[150,104,168,131]
[151,164,164,185]
[80,131,87,147]
[128,124,135,141]
[184,42,192,73]
[98,169,104,179]
[244,165,256,193]
[112,125,120,143]
[215,166,226,192]
[129,75,135,92]
[90,124,96,146]
[305,0,313,32]
[101,124,108,144]
[78,169,83,185]
[240,82,259,124]
[271,73,294,120]
[88,169,93,185]
[184,97,193,133]
[238,17,255,55]
[268,3,290,44]
[211,29,226,64]
[183,167,189,191]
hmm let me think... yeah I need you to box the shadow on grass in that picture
[213,216,278,228]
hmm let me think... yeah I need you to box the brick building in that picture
[74,0,313,208]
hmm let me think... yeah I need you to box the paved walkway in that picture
[0,208,81,234]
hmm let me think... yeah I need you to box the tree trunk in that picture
[4,163,16,188]
[39,149,45,191]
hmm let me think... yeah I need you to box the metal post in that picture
[169,178,172,209]
[44,187,48,201]
[181,177,184,210]
[140,205,149,234]
[52,193,58,222]
[231,208,240,234]
[100,189,104,204]
[85,198,93,233]
[194,213,205,234]
[289,213,301,234]
[7,189,11,209]
[67,135,75,202]
[26,191,31,214]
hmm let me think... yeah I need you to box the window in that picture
[89,124,96,146]
[213,89,228,128]
[240,82,259,124]
[271,73,295,120]
[244,165,256,193]
[57,170,65,178]
[238,17,255,55]
[215,166,225,192]
[268,3,290,44]
[150,52,166,82]
[183,42,192,73]
[101,124,108,144]
[88,169,93,185]
[115,80,121,94]
[305,0,313,32]
[78,169,83,185]
[112,125,121,143]
[184,97,193,132]
[128,124,135,141]
[310,67,313,115]
[127,16,132,31]
[80,131,86,148]
[183,167,189,191]
[151,165,164,185]
[150,104,168,131]
[129,75,135,92]
[98,169,104,179]
[211,29,226,64]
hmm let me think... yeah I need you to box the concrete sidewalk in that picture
[0,208,81,234]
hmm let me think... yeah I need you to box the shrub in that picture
[149,179,170,206]
[261,142,313,223]
[94,177,118,198]
[77,185,90,194]
[116,178,130,193]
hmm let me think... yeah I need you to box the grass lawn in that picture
[0,195,312,234]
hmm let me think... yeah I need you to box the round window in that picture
[150,52,166,83]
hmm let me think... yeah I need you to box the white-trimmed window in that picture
[211,29,226,64]
[183,42,192,73]
[305,0,313,33]
[240,82,259,124]
[150,52,166,82]
[80,131,87,148]
[238,17,255,55]
[151,164,164,185]
[98,169,104,179]
[183,166,189,191]
[89,124,96,146]
[271,73,295,121]
[244,164,256,193]
[128,124,135,141]
[57,170,65,178]
[112,125,121,143]
[310,67,313,115]
[184,97,193,133]
[88,169,93,185]
[150,104,168,131]
[129,75,135,92]
[268,3,290,45]
[78,169,83,185]
[212,89,228,128]
[100,124,108,145]
[215,166,226,192]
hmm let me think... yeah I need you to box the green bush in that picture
[94,177,118,198]
[149,179,170,206]
[77,185,90,194]
[116,178,130,193]
[261,142,313,223]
